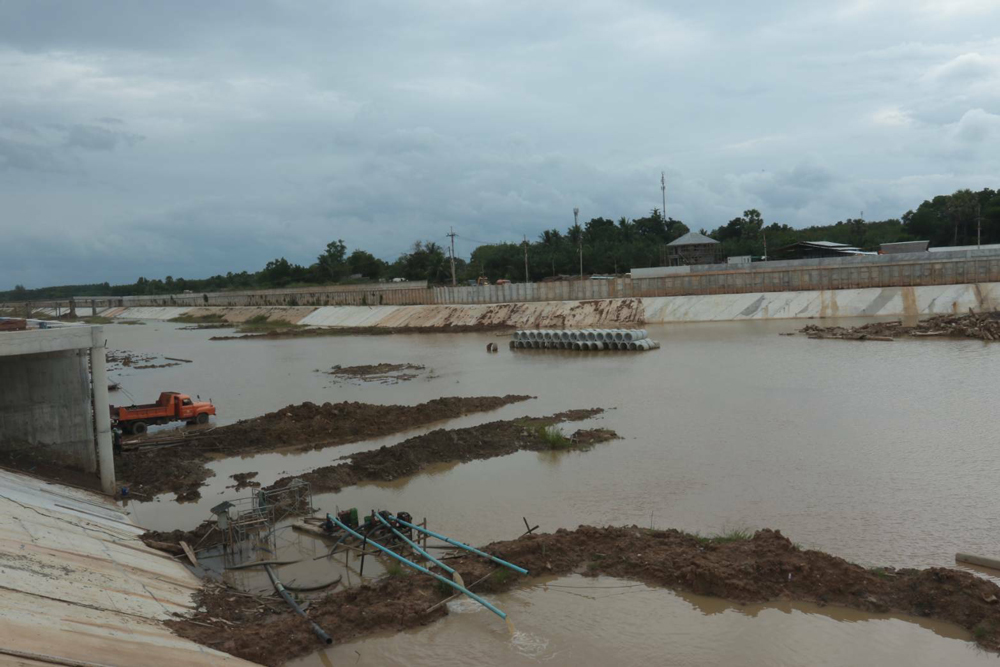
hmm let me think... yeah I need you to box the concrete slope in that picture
[102,282,1000,328]
[0,468,255,666]
[642,282,1000,323]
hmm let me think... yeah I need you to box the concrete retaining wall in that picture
[73,281,431,310]
[0,349,96,471]
[102,281,1000,328]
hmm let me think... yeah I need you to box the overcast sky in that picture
[2,1,999,288]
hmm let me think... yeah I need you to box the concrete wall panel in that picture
[0,350,96,471]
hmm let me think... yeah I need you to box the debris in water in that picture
[800,310,1000,341]
[321,363,426,384]
[228,471,261,491]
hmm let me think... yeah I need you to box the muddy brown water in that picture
[108,319,1000,665]
[295,576,993,667]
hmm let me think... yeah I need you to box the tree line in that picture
[4,186,999,301]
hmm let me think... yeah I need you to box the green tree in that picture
[317,240,348,281]
[347,250,383,280]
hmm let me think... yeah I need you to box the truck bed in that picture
[115,405,172,420]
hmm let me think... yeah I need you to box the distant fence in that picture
[8,249,1000,314]
[69,281,432,309]
[628,248,1000,297]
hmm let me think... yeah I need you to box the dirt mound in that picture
[142,520,221,554]
[229,471,260,491]
[116,395,532,501]
[117,452,213,502]
[166,526,1000,666]
[205,396,532,455]
[800,310,1000,341]
[266,408,612,494]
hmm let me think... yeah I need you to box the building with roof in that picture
[662,231,722,266]
[0,318,115,494]
[774,240,870,260]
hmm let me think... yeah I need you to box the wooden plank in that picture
[179,541,198,568]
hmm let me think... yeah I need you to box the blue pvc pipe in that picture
[374,513,457,577]
[387,515,529,575]
[327,514,508,620]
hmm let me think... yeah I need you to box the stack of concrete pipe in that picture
[509,329,660,352]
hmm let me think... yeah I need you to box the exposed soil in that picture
[210,324,512,340]
[229,471,261,491]
[266,409,613,494]
[142,519,222,554]
[0,450,103,493]
[115,395,532,501]
[322,362,426,384]
[117,452,214,502]
[800,310,1000,341]
[166,526,1000,666]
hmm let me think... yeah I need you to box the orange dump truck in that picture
[110,392,216,435]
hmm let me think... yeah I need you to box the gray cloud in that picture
[64,124,143,151]
[1,0,999,288]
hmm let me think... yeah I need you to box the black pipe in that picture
[264,564,332,645]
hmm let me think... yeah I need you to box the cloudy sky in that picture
[1,1,999,288]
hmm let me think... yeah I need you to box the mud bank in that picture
[166,526,1000,666]
[116,395,532,501]
[266,409,614,494]
[210,324,511,340]
[800,310,1000,341]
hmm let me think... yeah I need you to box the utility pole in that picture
[523,235,529,283]
[447,227,457,286]
[762,228,768,261]
[661,171,666,222]
[978,201,982,248]
[574,207,582,279]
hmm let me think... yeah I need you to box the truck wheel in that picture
[132,422,148,435]
[196,412,209,425]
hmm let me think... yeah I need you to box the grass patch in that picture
[235,317,303,333]
[688,527,755,546]
[80,315,114,324]
[712,528,754,544]
[537,425,571,450]
[385,562,405,577]
[490,569,511,586]
[868,567,890,580]
[170,313,227,323]
[973,622,992,640]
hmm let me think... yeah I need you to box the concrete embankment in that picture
[92,282,1000,328]
[0,467,254,666]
